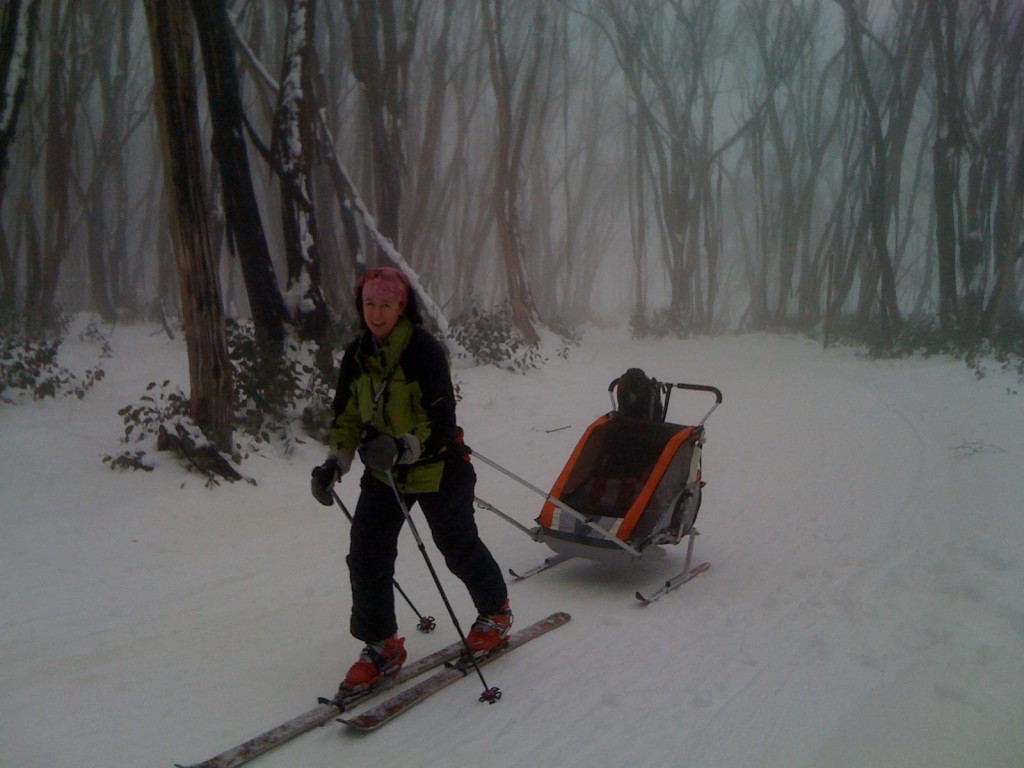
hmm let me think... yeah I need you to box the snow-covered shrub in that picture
[0,311,107,402]
[447,302,546,372]
[226,320,331,452]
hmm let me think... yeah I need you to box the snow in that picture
[2,323,1023,767]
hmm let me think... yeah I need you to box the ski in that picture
[175,640,468,768]
[508,552,572,581]
[339,611,572,732]
[635,561,710,605]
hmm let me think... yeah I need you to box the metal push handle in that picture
[663,382,722,426]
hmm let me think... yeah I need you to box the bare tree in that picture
[3,0,1021,351]
[231,7,457,342]
[0,0,38,198]
[75,0,149,323]
[532,8,622,328]
[30,0,79,331]
[593,0,701,331]
[481,0,548,344]
[190,0,290,346]
[627,103,650,331]
[144,0,233,450]
[594,0,759,333]
[739,0,848,328]
[402,0,453,272]
[925,0,960,332]
[398,3,493,315]
[0,0,40,309]
[836,0,928,339]
[341,0,418,251]
[915,0,1024,336]
[272,0,331,353]
[969,2,1024,334]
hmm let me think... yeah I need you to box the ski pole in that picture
[332,489,436,633]
[383,469,501,704]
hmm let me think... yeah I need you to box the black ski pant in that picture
[347,458,508,643]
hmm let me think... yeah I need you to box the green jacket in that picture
[328,317,460,493]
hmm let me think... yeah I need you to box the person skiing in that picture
[310,266,512,693]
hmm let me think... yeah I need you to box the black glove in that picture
[310,457,341,506]
[359,433,401,472]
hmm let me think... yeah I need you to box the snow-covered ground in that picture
[2,322,1023,767]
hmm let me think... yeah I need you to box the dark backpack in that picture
[612,368,665,421]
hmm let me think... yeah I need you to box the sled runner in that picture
[472,368,721,599]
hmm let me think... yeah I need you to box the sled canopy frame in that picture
[474,373,722,565]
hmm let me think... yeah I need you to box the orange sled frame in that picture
[472,370,722,597]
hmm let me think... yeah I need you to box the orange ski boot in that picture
[465,600,513,656]
[341,636,407,692]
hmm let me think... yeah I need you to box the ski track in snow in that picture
[2,324,1023,767]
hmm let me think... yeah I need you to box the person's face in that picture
[363,296,404,341]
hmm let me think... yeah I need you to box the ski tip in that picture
[338,715,382,732]
[540,610,572,626]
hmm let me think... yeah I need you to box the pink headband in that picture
[359,267,409,305]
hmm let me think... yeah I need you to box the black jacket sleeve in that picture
[399,327,458,460]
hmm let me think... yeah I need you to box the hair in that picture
[355,280,424,329]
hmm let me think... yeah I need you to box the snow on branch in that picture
[227,9,466,359]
